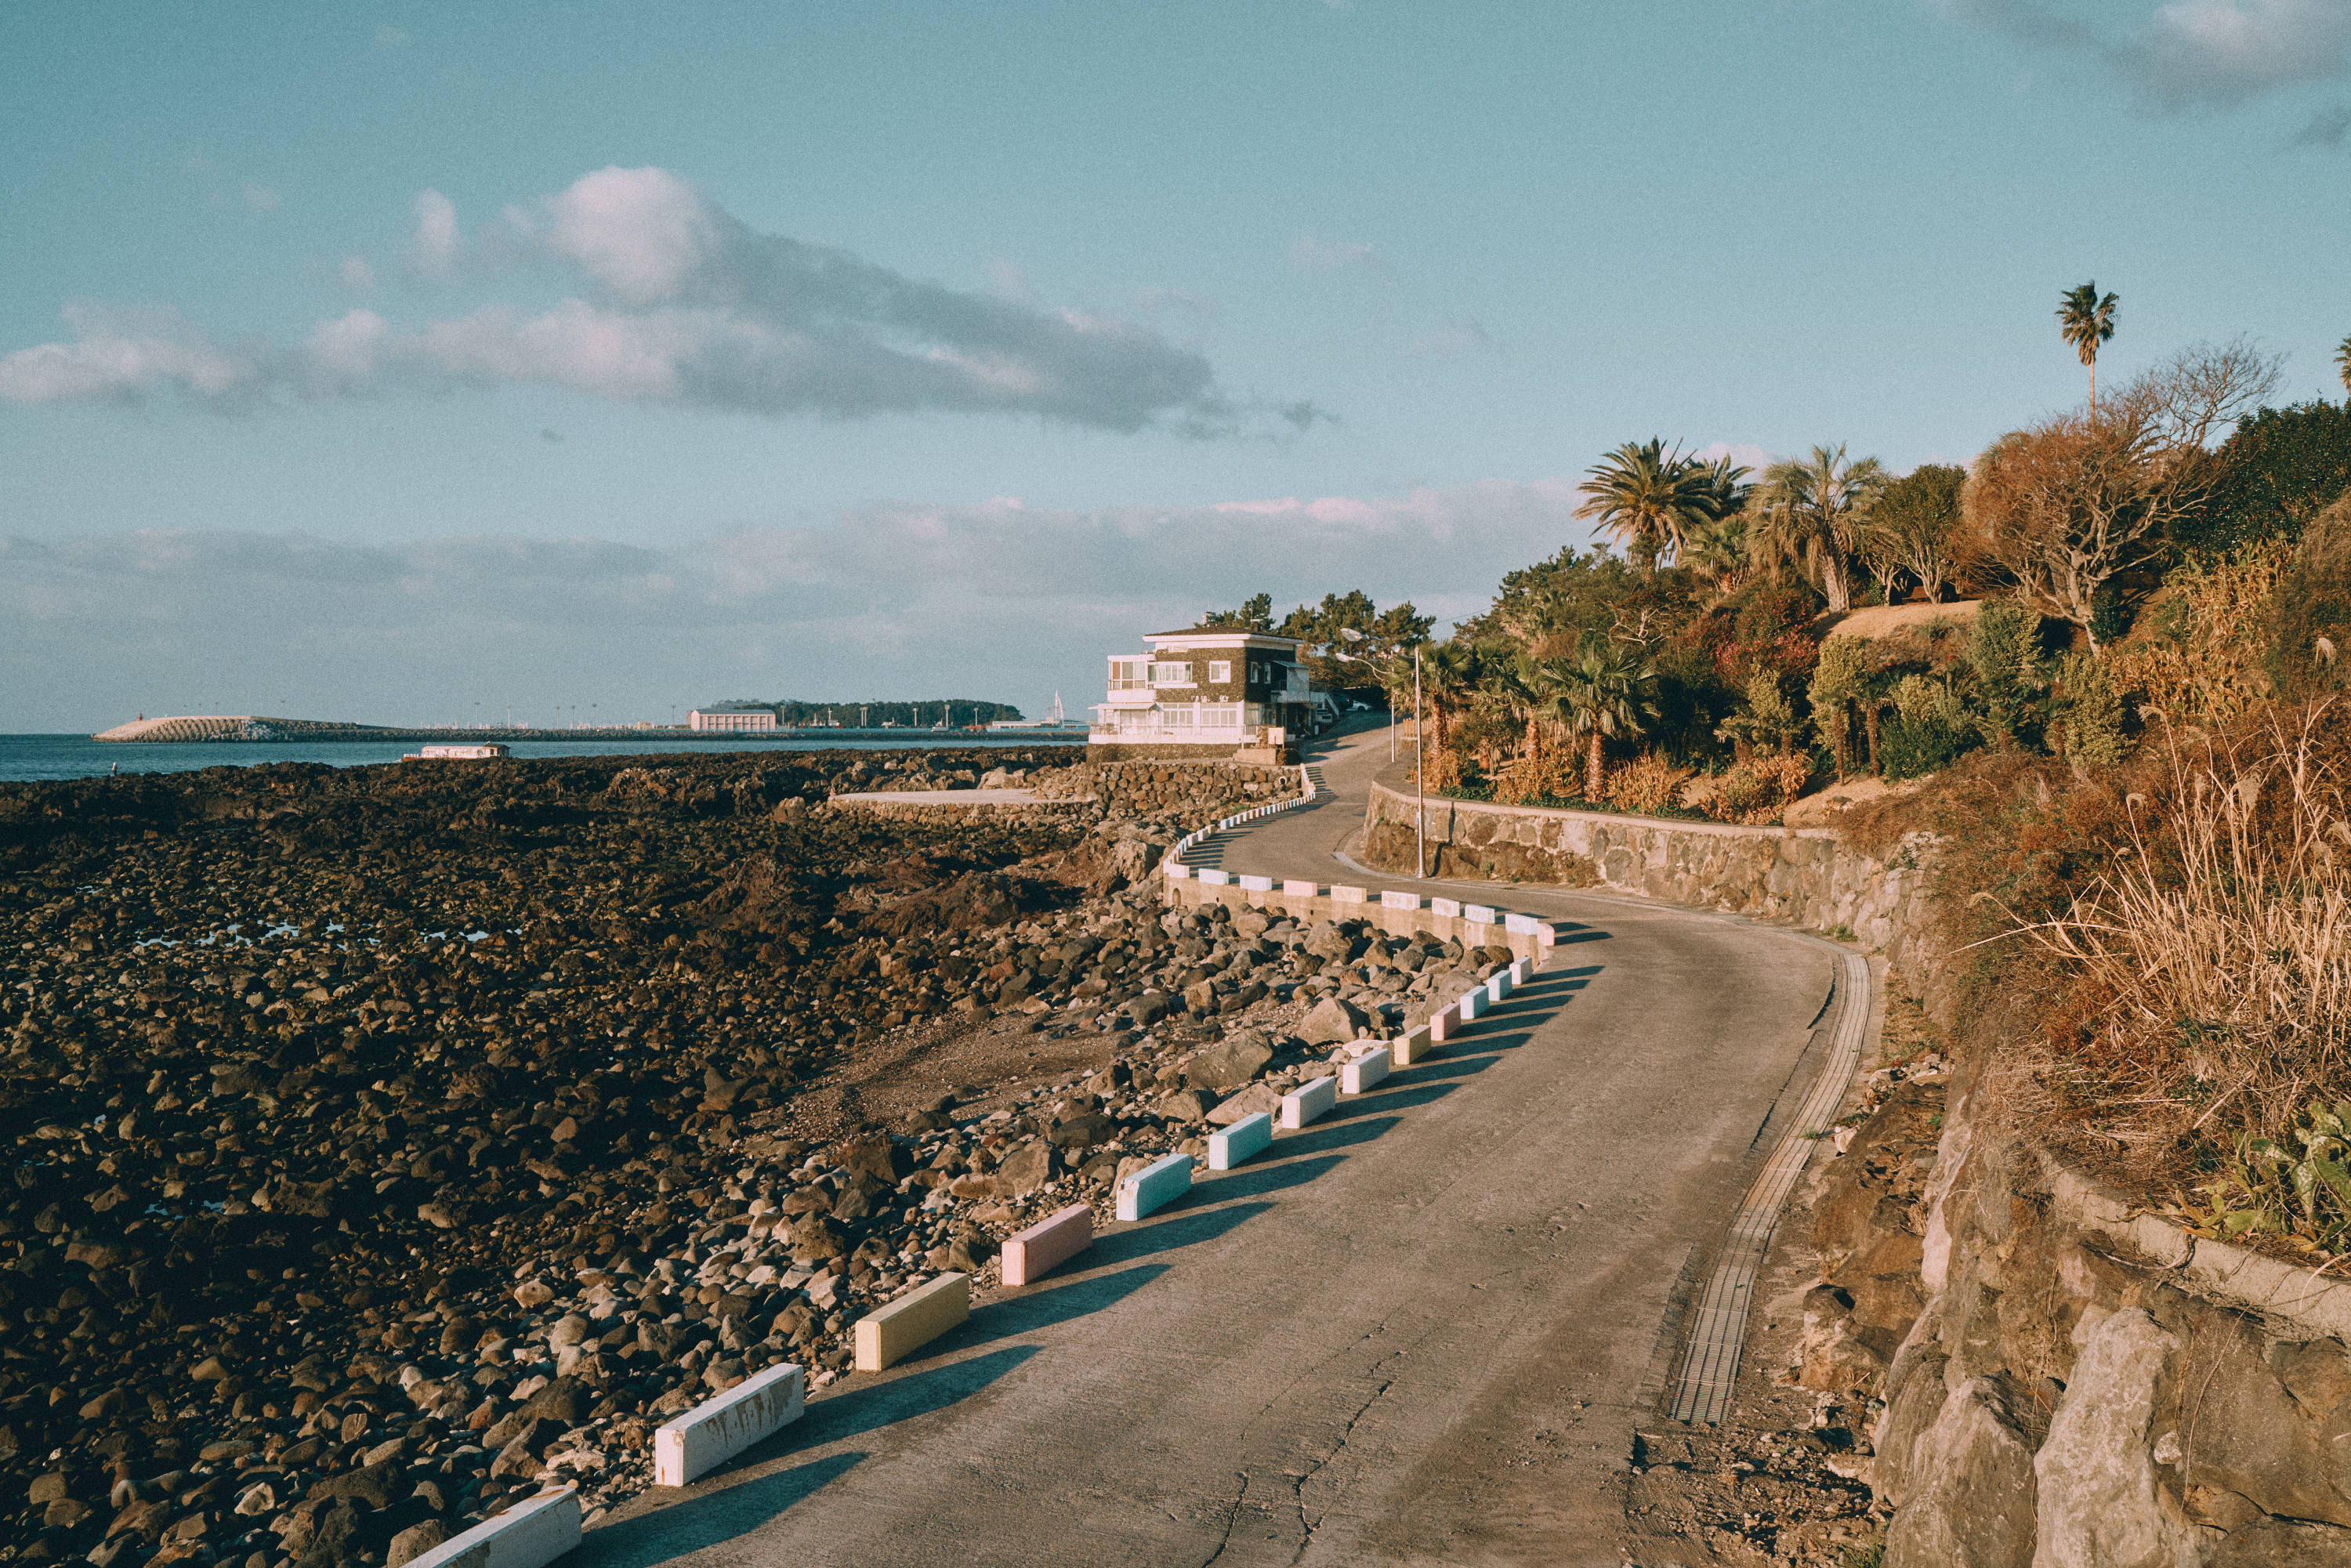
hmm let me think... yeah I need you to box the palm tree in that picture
[1416,642,1481,755]
[2338,334,2351,400]
[1683,512,1751,596]
[1746,444,1888,613]
[1574,439,1716,577]
[2058,282,2119,416]
[1551,634,1658,800]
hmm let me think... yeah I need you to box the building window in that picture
[1109,657,1149,691]
[1150,661,1194,686]
[1197,704,1242,728]
[1208,661,1231,684]
[1161,705,1194,727]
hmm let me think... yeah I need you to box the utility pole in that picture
[1415,643,1425,878]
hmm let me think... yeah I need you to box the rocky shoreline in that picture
[0,749,1512,1568]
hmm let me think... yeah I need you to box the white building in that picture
[1090,627,1316,755]
[690,707,777,733]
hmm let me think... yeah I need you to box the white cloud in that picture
[339,254,377,290]
[2,166,1285,435]
[1288,230,1379,270]
[0,303,262,405]
[0,478,1599,728]
[2117,0,2351,107]
[1940,0,2351,108]
[411,189,459,280]
[241,181,281,213]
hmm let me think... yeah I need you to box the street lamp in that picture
[1337,630,1426,878]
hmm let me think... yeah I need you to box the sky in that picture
[4,0,2349,731]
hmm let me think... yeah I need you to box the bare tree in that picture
[1964,340,2283,652]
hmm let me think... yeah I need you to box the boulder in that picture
[1045,1114,1116,1151]
[1207,1083,1283,1127]
[1127,991,1171,1028]
[1183,1031,1273,1092]
[990,1142,1061,1197]
[834,1135,911,1184]
[1882,1375,2038,1568]
[2031,1309,2197,1568]
[1299,997,1368,1046]
[1155,1090,1215,1124]
[386,1522,449,1568]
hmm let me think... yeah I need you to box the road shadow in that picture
[575,1450,867,1568]
[934,1263,1169,1353]
[1082,1200,1273,1268]
[1183,1151,1347,1202]
[749,1344,1045,1464]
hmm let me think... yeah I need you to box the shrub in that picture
[2050,651,2127,769]
[1486,747,1581,806]
[1679,754,1812,825]
[2110,541,2290,726]
[2263,493,2351,703]
[1880,675,1971,780]
[1967,598,2040,746]
[1605,752,1693,817]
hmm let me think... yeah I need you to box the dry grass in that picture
[2007,703,2351,1168]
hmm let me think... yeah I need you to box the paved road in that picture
[586,727,1837,1568]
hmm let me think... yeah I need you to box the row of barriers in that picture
[411,762,1565,1568]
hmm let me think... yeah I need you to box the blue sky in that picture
[5,0,2348,730]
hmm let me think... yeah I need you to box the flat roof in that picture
[1142,628,1305,647]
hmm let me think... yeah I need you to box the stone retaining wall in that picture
[1039,761,1302,823]
[1363,781,1939,977]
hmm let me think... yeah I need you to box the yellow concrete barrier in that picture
[852,1272,970,1372]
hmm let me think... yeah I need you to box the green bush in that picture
[1881,675,1972,779]
[1968,599,2040,746]
[2052,651,2127,768]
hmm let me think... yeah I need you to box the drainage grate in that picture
[1667,947,1871,1425]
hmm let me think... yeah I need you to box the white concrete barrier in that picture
[1459,988,1487,1022]
[1198,869,1230,886]
[1331,885,1367,905]
[1239,875,1273,893]
[1427,1009,1452,1045]
[1464,904,1497,926]
[1394,1023,1438,1066]
[1379,890,1419,911]
[1165,864,1191,880]
[1429,897,1462,918]
[1208,1112,1273,1171]
[1486,971,1510,1005]
[1117,1152,1194,1221]
[1281,1076,1338,1129]
[1001,1202,1094,1286]
[653,1363,805,1487]
[1341,1047,1391,1095]
[1281,879,1319,898]
[1505,912,1543,936]
[1509,958,1532,986]
[404,1486,579,1568]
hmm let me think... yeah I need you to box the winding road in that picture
[582,725,1849,1567]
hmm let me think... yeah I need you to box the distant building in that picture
[690,706,777,733]
[1090,628,1315,759]
[404,744,509,761]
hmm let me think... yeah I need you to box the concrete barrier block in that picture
[852,1272,970,1373]
[1341,1047,1392,1095]
[1464,904,1497,925]
[1429,897,1462,918]
[1208,1112,1273,1171]
[1165,864,1190,880]
[1509,958,1532,986]
[1198,869,1230,886]
[1239,875,1273,893]
[1459,988,1487,1021]
[1504,912,1541,936]
[1394,1023,1436,1066]
[1379,890,1420,911]
[1281,879,1319,898]
[1281,1076,1338,1129]
[653,1362,805,1487]
[1428,1009,1451,1045]
[1116,1152,1193,1221]
[1001,1202,1094,1287]
[402,1486,580,1568]
[1331,885,1367,904]
[1486,972,1509,1005]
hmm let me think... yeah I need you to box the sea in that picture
[0,731,1088,784]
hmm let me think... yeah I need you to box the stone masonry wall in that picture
[1038,761,1302,824]
[1362,782,1940,978]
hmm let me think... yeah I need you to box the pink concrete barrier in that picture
[1001,1202,1094,1287]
